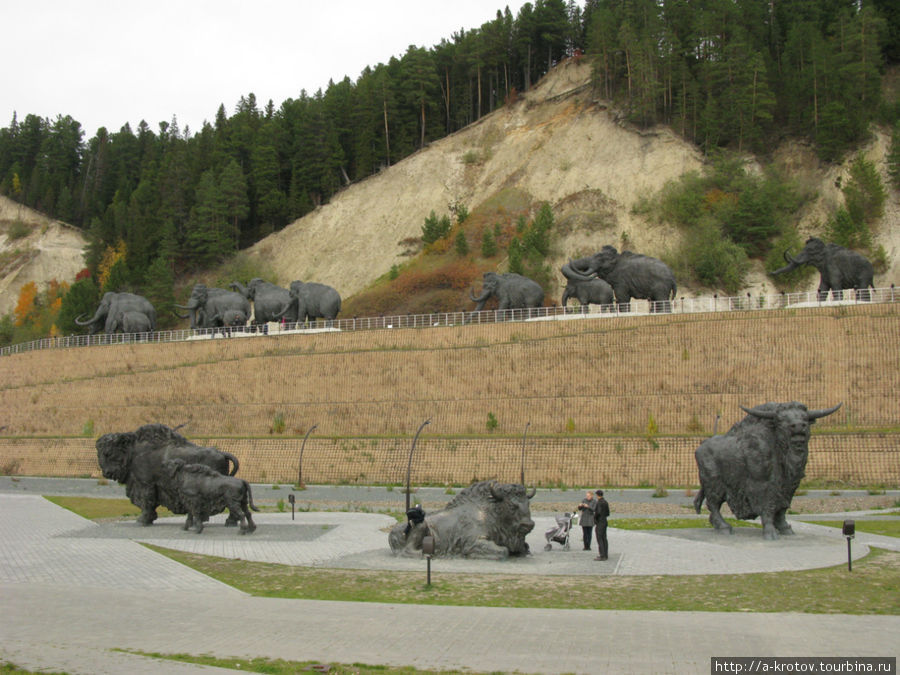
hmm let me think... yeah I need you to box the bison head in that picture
[740,401,842,449]
[487,481,536,555]
[95,430,138,483]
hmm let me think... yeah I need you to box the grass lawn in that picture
[810,519,900,538]
[44,496,175,520]
[51,496,900,615]
[145,543,900,615]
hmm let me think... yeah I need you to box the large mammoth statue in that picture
[109,310,153,334]
[96,423,241,526]
[274,280,341,324]
[75,292,157,335]
[560,264,614,312]
[563,246,676,312]
[469,272,544,318]
[230,278,296,326]
[772,237,875,301]
[175,284,251,330]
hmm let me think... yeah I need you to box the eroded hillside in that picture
[0,197,87,316]
[246,59,899,303]
[1,59,898,324]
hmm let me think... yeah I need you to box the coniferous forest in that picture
[1,0,899,338]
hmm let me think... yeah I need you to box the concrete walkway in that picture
[1,482,898,674]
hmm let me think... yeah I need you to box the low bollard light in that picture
[288,493,295,521]
[422,535,435,586]
[843,519,855,572]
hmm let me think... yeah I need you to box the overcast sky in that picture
[2,0,528,139]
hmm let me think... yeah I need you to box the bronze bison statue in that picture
[163,459,258,534]
[96,423,240,526]
[693,401,841,540]
[389,480,535,559]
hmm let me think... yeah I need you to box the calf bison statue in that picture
[163,459,258,534]
[693,401,842,540]
[389,480,536,559]
[96,423,240,526]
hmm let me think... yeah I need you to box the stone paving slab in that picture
[2,483,899,674]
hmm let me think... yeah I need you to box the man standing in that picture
[577,490,596,551]
[593,489,610,561]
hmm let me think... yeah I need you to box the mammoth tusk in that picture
[740,404,776,419]
[783,248,794,265]
[526,486,536,499]
[807,402,843,420]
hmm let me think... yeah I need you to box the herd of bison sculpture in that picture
[96,423,243,528]
[99,399,844,546]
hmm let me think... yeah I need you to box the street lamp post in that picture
[297,424,318,488]
[405,418,431,512]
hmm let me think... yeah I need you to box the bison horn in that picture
[740,404,776,419]
[807,402,843,420]
[526,486,536,499]
[489,481,503,502]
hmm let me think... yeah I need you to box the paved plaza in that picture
[1,479,898,674]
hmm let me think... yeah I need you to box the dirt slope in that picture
[0,197,87,316]
[246,58,899,301]
[1,59,897,320]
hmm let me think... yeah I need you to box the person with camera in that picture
[576,490,597,551]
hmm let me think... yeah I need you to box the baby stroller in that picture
[543,512,575,551]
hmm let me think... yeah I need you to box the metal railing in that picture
[2,285,897,357]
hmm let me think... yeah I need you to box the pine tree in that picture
[143,254,176,328]
[220,159,249,245]
[888,122,900,192]
[57,276,99,335]
[187,170,230,266]
[454,230,469,256]
[481,229,498,257]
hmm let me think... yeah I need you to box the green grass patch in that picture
[45,495,295,520]
[811,520,900,538]
[43,496,167,520]
[144,544,900,615]
[118,650,466,674]
[1,662,68,674]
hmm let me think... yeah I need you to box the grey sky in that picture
[2,0,527,138]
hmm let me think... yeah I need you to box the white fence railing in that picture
[2,285,897,357]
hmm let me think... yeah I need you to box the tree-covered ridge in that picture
[0,0,898,299]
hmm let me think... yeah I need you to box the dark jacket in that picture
[593,497,610,523]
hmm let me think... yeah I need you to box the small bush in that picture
[6,220,32,240]
[652,486,669,498]
[272,412,286,434]
[82,419,95,437]
[486,412,498,432]
[422,211,452,245]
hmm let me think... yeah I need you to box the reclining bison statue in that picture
[693,401,842,540]
[163,459,258,534]
[389,480,536,559]
[96,423,240,526]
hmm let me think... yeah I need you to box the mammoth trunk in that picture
[773,250,801,276]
